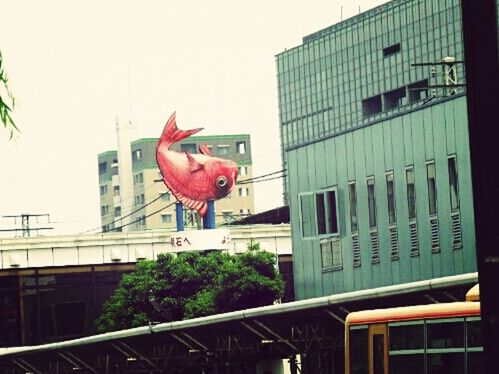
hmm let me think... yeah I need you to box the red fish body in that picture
[156,112,239,217]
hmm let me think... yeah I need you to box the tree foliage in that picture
[0,51,18,138]
[96,243,285,333]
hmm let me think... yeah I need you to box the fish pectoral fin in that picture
[185,151,204,172]
[173,192,208,218]
[199,144,213,156]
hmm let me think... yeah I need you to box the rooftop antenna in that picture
[341,6,343,21]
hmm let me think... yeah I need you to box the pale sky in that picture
[0,0,387,236]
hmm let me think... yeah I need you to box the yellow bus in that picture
[345,284,482,374]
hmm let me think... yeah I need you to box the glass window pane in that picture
[427,162,438,215]
[389,324,424,350]
[406,167,417,220]
[467,351,485,373]
[467,319,483,348]
[350,328,368,374]
[386,173,396,224]
[327,190,338,234]
[367,178,377,228]
[427,321,464,349]
[427,353,464,374]
[373,334,385,374]
[316,193,326,235]
[349,183,359,232]
[389,355,425,374]
[448,157,460,211]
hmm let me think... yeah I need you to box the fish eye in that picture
[216,176,228,188]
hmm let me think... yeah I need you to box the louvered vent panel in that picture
[430,217,440,253]
[352,234,361,267]
[409,222,419,257]
[370,230,380,264]
[389,226,399,260]
[451,211,463,249]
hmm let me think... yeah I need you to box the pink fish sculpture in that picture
[156,112,239,217]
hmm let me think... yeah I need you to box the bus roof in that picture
[346,301,480,326]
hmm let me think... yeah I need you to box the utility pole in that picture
[1,213,53,237]
[461,0,499,370]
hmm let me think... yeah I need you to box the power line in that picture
[1,213,53,237]
[237,174,287,185]
[236,169,286,184]
[79,194,165,235]
[109,201,176,233]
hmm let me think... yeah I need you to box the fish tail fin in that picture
[158,111,203,149]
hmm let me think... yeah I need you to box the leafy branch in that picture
[0,51,18,139]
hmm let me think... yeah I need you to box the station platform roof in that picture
[0,273,477,374]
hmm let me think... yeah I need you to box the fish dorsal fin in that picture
[157,111,204,149]
[185,152,204,172]
[199,144,213,156]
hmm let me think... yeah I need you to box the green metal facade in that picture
[276,0,477,300]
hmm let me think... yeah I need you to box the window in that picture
[217,145,229,156]
[300,189,339,238]
[132,149,142,162]
[406,167,417,220]
[389,322,425,373]
[362,95,382,116]
[236,141,246,154]
[383,43,401,57]
[239,166,248,176]
[383,87,406,110]
[114,207,121,217]
[180,143,197,154]
[427,162,438,215]
[367,177,377,228]
[350,327,369,374]
[348,182,358,233]
[386,172,396,224]
[134,195,144,206]
[448,156,459,211]
[239,187,249,197]
[161,214,172,224]
[160,191,170,201]
[240,208,250,215]
[100,205,109,216]
[98,162,107,175]
[408,80,429,103]
[427,319,464,349]
[113,186,120,196]
[316,190,338,235]
[133,172,143,184]
[99,185,108,196]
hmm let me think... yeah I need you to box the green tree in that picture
[0,51,18,138]
[96,244,284,333]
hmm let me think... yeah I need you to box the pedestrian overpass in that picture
[0,273,477,374]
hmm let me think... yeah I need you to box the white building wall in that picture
[0,225,291,270]
[115,116,138,232]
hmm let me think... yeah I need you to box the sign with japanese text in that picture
[169,229,231,252]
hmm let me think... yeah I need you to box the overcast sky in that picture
[0,0,387,236]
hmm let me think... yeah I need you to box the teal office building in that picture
[276,0,478,301]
